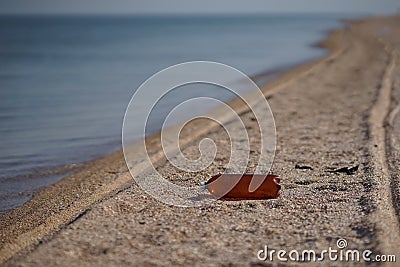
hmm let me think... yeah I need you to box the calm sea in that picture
[0,13,360,212]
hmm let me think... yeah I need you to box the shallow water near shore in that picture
[0,13,363,212]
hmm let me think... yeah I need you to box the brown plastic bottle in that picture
[202,174,281,200]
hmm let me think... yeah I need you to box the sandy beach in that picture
[1,14,400,266]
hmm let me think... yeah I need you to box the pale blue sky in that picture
[0,0,398,15]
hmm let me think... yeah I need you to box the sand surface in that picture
[1,15,400,266]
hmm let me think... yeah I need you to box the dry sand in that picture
[1,15,400,266]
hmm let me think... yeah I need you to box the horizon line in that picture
[0,10,379,16]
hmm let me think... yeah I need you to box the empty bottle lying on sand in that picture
[201,174,281,200]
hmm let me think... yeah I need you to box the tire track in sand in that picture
[368,45,400,260]
[386,49,400,227]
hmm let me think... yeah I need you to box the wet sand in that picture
[1,15,400,266]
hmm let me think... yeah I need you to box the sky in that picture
[0,0,399,15]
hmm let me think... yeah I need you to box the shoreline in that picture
[0,17,347,262]
[2,14,400,265]
[0,59,310,214]
[0,32,332,214]
[0,13,341,204]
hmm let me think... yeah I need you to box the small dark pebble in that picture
[295,180,315,185]
[106,171,120,174]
